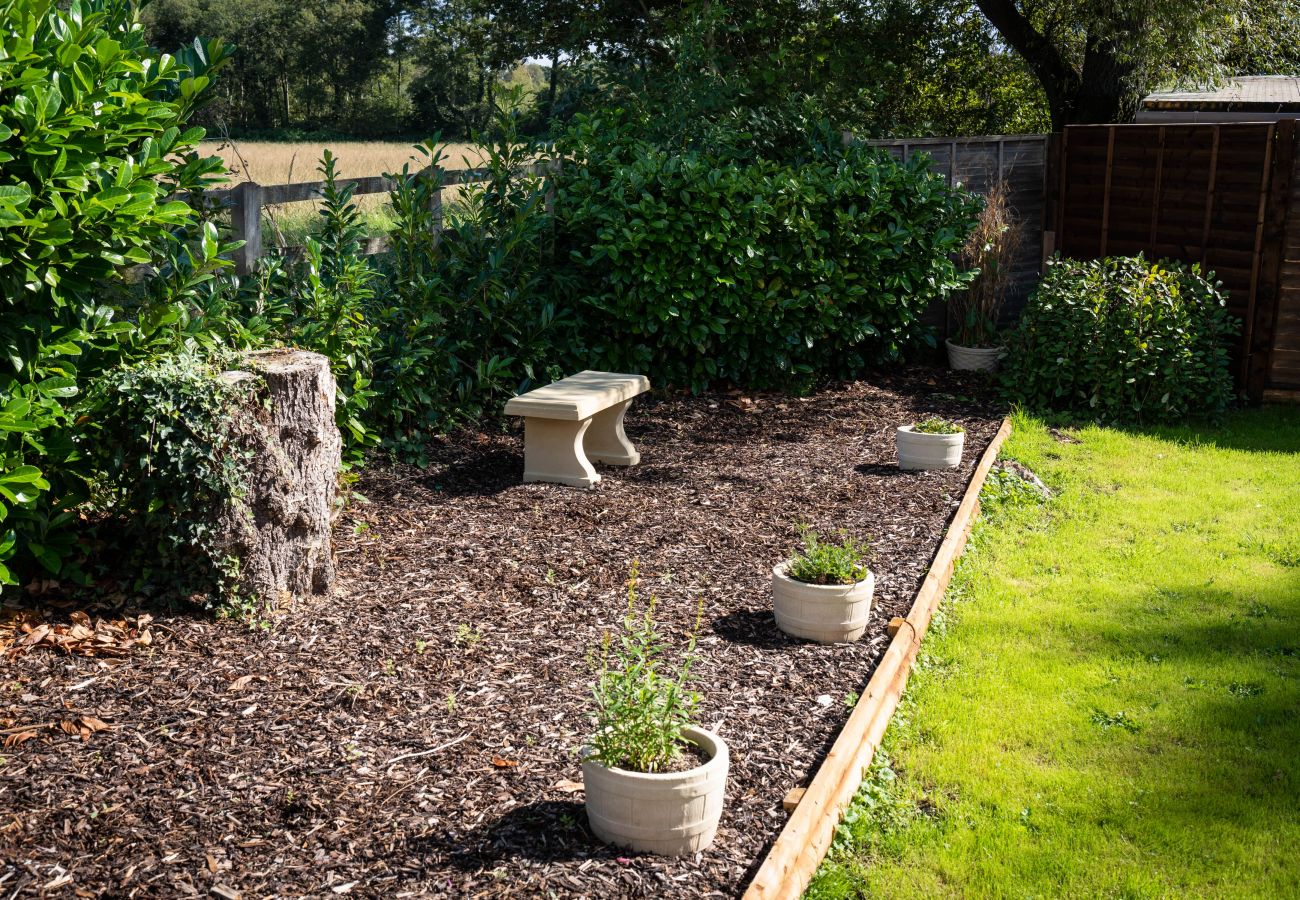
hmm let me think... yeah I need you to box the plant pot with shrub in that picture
[946,180,1021,371]
[581,564,727,856]
[772,529,874,643]
[896,417,965,470]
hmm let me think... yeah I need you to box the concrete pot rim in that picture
[772,561,874,590]
[581,725,728,783]
[943,337,1005,353]
[896,425,965,438]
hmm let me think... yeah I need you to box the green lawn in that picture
[809,407,1300,900]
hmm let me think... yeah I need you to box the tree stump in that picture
[216,349,341,607]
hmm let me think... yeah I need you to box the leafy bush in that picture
[555,117,980,390]
[376,116,577,454]
[913,417,964,435]
[588,562,703,773]
[787,528,870,585]
[192,153,381,465]
[0,0,229,588]
[1001,256,1237,423]
[80,350,253,603]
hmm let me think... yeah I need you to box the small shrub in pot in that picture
[582,563,728,856]
[896,417,965,470]
[772,529,875,643]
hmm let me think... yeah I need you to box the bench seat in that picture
[505,371,650,487]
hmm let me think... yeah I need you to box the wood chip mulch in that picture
[0,368,1001,898]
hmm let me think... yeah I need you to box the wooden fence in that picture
[860,134,1050,324]
[1050,120,1300,399]
[203,162,553,275]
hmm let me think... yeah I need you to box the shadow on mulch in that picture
[854,461,907,477]
[420,801,612,868]
[422,448,523,497]
[711,608,803,650]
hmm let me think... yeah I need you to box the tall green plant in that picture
[0,0,230,588]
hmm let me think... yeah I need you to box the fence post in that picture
[231,181,263,275]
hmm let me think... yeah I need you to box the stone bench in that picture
[504,370,651,487]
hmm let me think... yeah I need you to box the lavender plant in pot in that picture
[947,181,1021,371]
[581,563,728,856]
[771,528,874,643]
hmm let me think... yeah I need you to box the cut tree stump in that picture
[216,349,341,607]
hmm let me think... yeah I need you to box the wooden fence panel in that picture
[1269,124,1300,393]
[1053,122,1298,398]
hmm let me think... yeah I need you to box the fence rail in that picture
[203,162,552,275]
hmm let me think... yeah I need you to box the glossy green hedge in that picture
[0,0,229,587]
[555,117,980,390]
[1000,256,1238,423]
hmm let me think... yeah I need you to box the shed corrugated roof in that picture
[1141,76,1300,110]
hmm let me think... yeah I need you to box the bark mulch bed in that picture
[0,368,1001,898]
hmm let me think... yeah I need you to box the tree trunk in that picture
[974,0,1142,129]
[217,350,341,608]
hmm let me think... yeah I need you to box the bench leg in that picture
[523,417,600,487]
[585,399,640,466]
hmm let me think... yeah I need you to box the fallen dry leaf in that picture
[553,779,584,793]
[229,675,255,692]
[490,754,518,768]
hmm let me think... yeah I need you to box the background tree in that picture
[971,0,1290,128]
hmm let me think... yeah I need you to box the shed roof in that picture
[1141,76,1300,111]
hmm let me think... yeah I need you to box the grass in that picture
[200,139,488,247]
[809,406,1300,900]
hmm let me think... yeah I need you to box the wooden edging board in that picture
[743,417,1013,900]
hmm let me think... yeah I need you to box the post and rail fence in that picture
[202,160,557,275]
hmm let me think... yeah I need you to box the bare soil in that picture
[0,368,1000,898]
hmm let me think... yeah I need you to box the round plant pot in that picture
[945,339,1003,372]
[896,425,964,471]
[581,726,729,856]
[771,561,874,644]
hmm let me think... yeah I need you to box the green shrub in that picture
[588,562,702,773]
[377,114,577,454]
[1001,256,1237,424]
[787,528,870,585]
[555,116,980,390]
[0,0,229,588]
[80,350,253,604]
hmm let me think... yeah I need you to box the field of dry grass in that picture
[200,140,490,247]
[201,140,488,185]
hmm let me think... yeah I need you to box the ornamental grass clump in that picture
[787,528,870,586]
[952,181,1022,348]
[913,417,964,435]
[588,563,703,773]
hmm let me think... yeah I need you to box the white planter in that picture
[771,562,874,644]
[896,425,964,470]
[581,726,728,856]
[945,339,1003,372]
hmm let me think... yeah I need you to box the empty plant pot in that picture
[945,339,1003,372]
[896,425,964,470]
[771,562,875,643]
[581,726,729,856]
